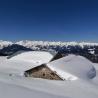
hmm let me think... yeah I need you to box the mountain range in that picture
[0,40,98,63]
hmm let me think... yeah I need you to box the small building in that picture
[24,64,62,80]
[6,51,64,80]
[23,51,65,80]
[47,55,96,80]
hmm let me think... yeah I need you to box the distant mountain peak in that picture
[0,40,98,50]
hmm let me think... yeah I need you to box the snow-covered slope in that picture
[0,72,98,98]
[9,51,54,64]
[93,63,98,70]
[0,60,38,76]
[47,55,96,80]
[0,54,98,98]
[0,78,67,98]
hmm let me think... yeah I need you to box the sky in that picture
[0,0,98,42]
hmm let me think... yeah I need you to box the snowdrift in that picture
[47,55,96,80]
[0,55,98,98]
[0,60,38,76]
[0,80,67,98]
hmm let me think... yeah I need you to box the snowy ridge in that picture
[16,40,98,48]
[0,40,98,50]
[0,40,13,49]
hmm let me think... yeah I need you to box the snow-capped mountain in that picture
[0,43,98,98]
[0,40,98,63]
[0,40,98,49]
[15,41,98,56]
[16,40,98,48]
[0,40,13,49]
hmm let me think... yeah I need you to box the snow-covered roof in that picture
[47,55,96,80]
[0,51,55,76]
[9,51,54,65]
[0,56,98,98]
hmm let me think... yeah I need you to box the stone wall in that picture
[25,65,62,80]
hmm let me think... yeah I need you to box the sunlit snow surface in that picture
[9,51,54,64]
[0,54,98,98]
[0,51,54,76]
[47,55,96,80]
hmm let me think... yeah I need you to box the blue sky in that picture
[0,0,98,42]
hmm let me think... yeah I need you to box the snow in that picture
[0,54,98,98]
[93,63,98,70]
[0,56,38,76]
[0,72,98,98]
[47,55,96,80]
[0,40,98,49]
[0,40,13,49]
[9,51,54,65]
[0,79,67,98]
[0,51,54,76]
[0,60,37,76]
[16,40,98,48]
